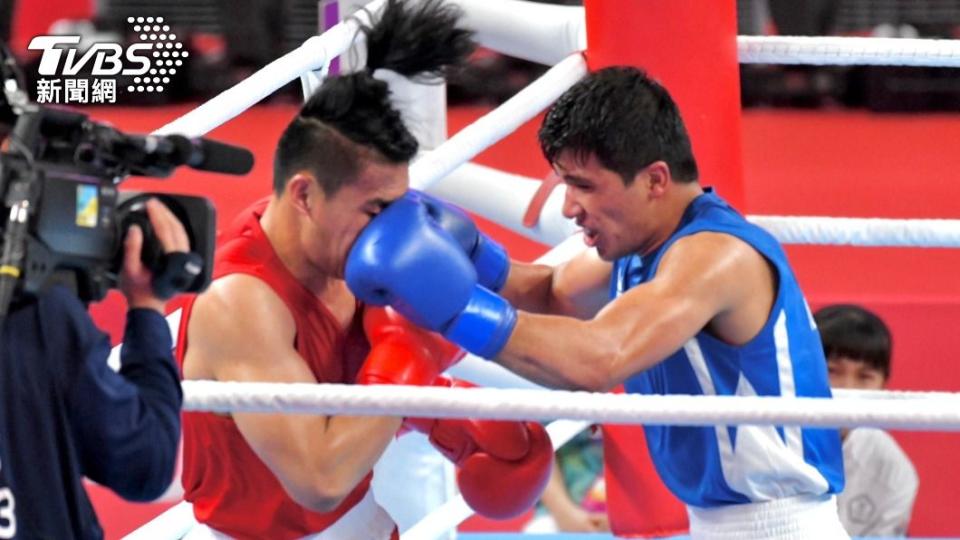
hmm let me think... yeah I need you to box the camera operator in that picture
[0,197,190,539]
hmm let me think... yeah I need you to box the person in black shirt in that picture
[0,198,190,539]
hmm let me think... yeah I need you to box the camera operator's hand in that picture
[120,198,191,312]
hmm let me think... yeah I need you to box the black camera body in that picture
[0,106,226,307]
[1,160,214,304]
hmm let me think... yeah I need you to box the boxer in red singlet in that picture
[175,1,476,537]
[178,196,398,539]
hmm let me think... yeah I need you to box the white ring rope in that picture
[739,35,960,67]
[833,388,960,400]
[748,215,960,248]
[182,382,960,432]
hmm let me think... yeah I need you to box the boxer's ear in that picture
[642,161,671,198]
[286,172,318,215]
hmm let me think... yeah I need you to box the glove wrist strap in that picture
[445,286,517,358]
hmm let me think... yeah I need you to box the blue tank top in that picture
[610,189,844,508]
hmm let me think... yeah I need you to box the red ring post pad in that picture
[584,0,746,210]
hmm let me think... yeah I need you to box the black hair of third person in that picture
[538,66,699,186]
[814,304,893,379]
[272,0,475,195]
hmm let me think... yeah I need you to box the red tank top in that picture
[176,198,376,539]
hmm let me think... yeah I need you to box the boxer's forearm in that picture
[494,311,620,391]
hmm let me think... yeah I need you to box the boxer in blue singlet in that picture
[345,66,849,539]
[608,189,847,537]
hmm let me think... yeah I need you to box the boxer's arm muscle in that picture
[496,234,762,390]
[183,274,401,512]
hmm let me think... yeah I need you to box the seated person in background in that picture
[815,304,919,537]
[525,426,608,533]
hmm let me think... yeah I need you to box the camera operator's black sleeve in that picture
[66,295,183,502]
[1,287,183,537]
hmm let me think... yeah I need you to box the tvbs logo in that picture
[30,36,152,77]
[27,16,188,104]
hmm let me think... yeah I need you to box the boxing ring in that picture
[120,0,960,538]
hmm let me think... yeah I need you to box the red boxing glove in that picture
[358,310,552,518]
[407,377,554,519]
[358,306,465,386]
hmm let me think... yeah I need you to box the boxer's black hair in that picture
[273,0,474,195]
[538,66,699,185]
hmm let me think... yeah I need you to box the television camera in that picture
[0,44,253,319]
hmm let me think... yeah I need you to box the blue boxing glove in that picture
[346,192,516,358]
[417,191,510,292]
